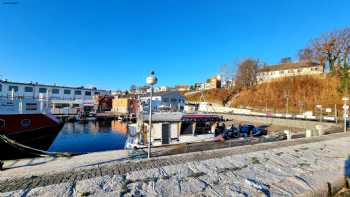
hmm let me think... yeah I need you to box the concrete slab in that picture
[1,132,350,196]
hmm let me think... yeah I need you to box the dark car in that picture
[239,124,268,137]
[239,124,255,137]
[252,125,268,136]
[222,126,240,139]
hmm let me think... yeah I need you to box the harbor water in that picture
[48,120,129,154]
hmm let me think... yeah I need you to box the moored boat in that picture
[0,97,63,160]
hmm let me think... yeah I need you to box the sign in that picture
[325,108,332,113]
[316,105,322,109]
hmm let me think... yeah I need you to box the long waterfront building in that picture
[0,80,111,115]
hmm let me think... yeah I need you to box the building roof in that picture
[143,112,223,123]
[175,84,190,88]
[0,80,110,92]
[258,61,320,72]
[139,91,185,97]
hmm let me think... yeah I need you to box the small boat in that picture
[127,112,224,148]
[0,97,63,160]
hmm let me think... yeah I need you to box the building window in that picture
[171,98,177,102]
[24,87,33,92]
[74,90,82,95]
[52,89,60,94]
[94,92,100,95]
[279,71,284,74]
[39,88,47,93]
[64,89,71,94]
[297,69,302,73]
[26,103,37,111]
[0,84,2,92]
[163,98,169,102]
[8,85,18,92]
[85,91,91,96]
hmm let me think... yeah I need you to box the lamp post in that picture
[146,71,158,158]
[343,96,349,133]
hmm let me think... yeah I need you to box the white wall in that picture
[257,66,323,83]
[0,82,109,99]
[0,81,110,114]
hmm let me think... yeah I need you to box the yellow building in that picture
[112,97,139,114]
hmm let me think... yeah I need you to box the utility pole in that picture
[343,97,349,133]
[284,91,289,117]
[335,104,338,124]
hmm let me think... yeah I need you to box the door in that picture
[161,123,170,144]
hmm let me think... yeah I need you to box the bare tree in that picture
[219,64,231,82]
[310,31,342,73]
[337,28,350,93]
[298,27,350,76]
[235,58,258,90]
[280,57,292,64]
[298,48,314,62]
[338,28,350,67]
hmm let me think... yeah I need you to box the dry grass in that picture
[231,75,344,113]
[186,89,231,106]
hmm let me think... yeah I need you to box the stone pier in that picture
[1,132,350,196]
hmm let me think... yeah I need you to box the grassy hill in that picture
[230,75,344,113]
[185,89,231,106]
[185,75,346,113]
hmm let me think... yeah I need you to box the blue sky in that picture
[0,0,349,90]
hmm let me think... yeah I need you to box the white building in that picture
[0,80,111,114]
[257,61,323,83]
[139,91,186,112]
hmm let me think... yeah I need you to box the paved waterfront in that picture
[222,114,338,130]
[1,132,350,196]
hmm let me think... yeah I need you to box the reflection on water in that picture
[48,120,128,154]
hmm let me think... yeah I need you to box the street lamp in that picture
[343,96,349,133]
[146,71,158,158]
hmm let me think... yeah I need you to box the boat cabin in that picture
[129,113,223,147]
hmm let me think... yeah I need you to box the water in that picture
[48,120,129,153]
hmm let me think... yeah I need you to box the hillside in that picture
[231,76,344,113]
[185,76,346,113]
[185,89,231,106]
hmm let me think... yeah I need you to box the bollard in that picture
[315,125,325,136]
[284,130,292,140]
[306,129,312,138]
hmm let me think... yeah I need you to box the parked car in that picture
[251,125,268,136]
[239,124,268,137]
[239,124,255,137]
[219,124,269,140]
[222,126,240,139]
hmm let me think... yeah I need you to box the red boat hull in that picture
[0,114,63,160]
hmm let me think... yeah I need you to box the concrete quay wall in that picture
[1,132,350,196]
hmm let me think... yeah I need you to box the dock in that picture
[95,112,136,122]
[1,131,350,196]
